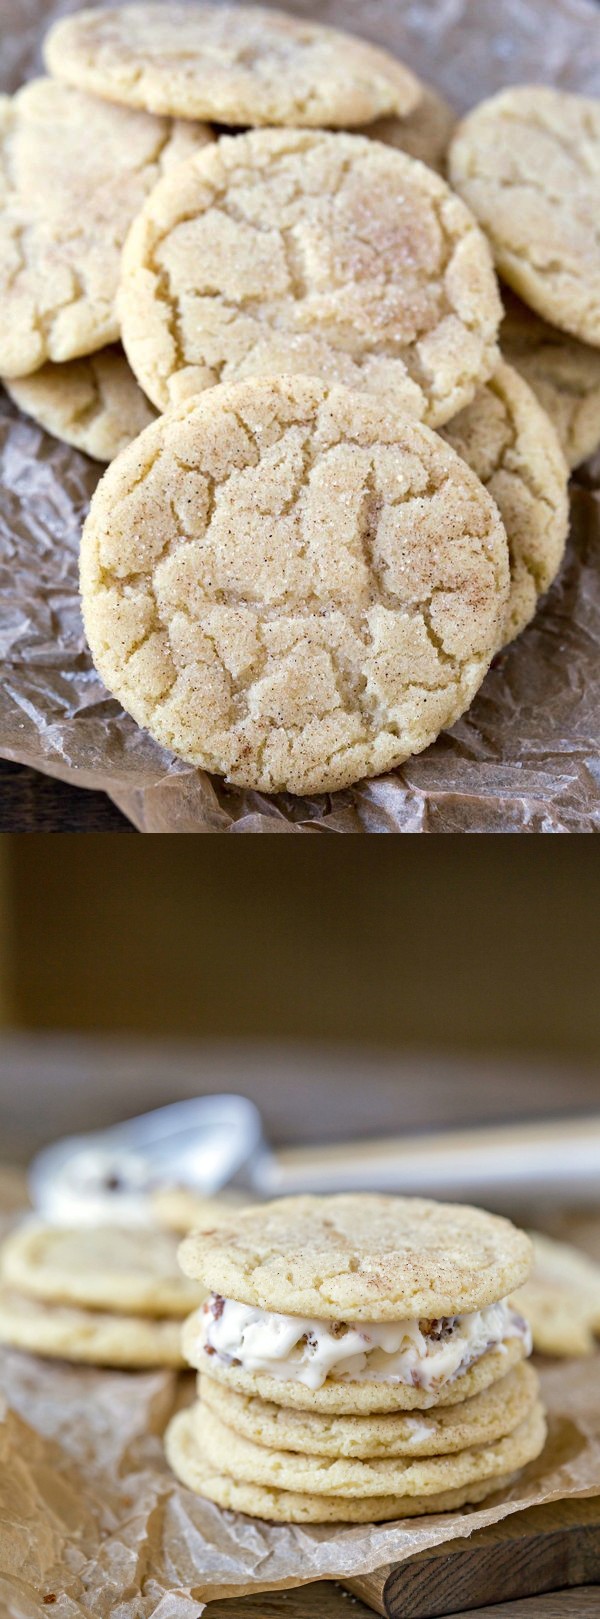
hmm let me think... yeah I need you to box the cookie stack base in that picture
[166,1400,543,1523]
[167,1358,545,1523]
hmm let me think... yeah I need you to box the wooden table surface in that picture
[0,759,134,831]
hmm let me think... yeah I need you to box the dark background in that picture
[4,838,600,1052]
[0,837,598,1158]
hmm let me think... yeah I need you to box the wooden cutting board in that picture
[203,1581,598,1618]
[345,1496,600,1618]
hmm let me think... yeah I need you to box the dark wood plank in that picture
[347,1498,600,1619]
[0,759,134,831]
[435,1596,600,1619]
[202,1589,600,1619]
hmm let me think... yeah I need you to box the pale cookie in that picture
[80,377,510,797]
[194,1397,546,1498]
[501,291,600,469]
[514,1232,600,1358]
[443,361,569,644]
[0,1286,184,1368]
[165,1406,524,1521]
[0,78,212,378]
[118,128,501,425]
[179,1193,532,1317]
[449,87,600,347]
[4,347,155,462]
[1,1220,203,1318]
[199,1361,539,1459]
[191,1332,527,1414]
[44,4,421,128]
[152,1187,251,1234]
[360,85,455,176]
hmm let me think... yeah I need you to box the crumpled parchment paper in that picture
[1,0,599,832]
[0,1347,599,1617]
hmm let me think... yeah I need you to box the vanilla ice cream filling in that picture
[199,1295,531,1392]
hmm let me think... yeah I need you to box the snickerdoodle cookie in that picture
[5,347,155,461]
[0,78,212,377]
[1,1219,203,1317]
[501,290,600,468]
[515,1231,600,1357]
[443,361,569,643]
[449,87,600,346]
[118,128,501,425]
[80,376,510,795]
[44,3,421,127]
[0,1286,186,1367]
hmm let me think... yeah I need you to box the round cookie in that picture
[194,1397,546,1498]
[80,376,510,797]
[4,347,156,462]
[501,291,600,469]
[164,1407,524,1521]
[0,78,212,378]
[448,87,600,347]
[360,85,455,175]
[200,1361,539,1459]
[118,128,501,425]
[0,1286,185,1368]
[44,4,421,128]
[190,1331,528,1414]
[442,361,569,644]
[179,1193,532,1317]
[1,1220,203,1318]
[514,1232,600,1358]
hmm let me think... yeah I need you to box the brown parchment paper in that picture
[1,0,600,833]
[0,1348,599,1617]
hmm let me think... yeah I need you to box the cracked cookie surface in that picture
[359,84,455,176]
[443,360,569,644]
[44,3,421,127]
[0,78,212,378]
[80,376,510,797]
[118,128,501,424]
[449,87,600,346]
[5,346,155,461]
[178,1193,532,1317]
[199,1360,539,1459]
[501,290,600,468]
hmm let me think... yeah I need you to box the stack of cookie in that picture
[0,1219,204,1368]
[2,4,599,796]
[166,1194,547,1523]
